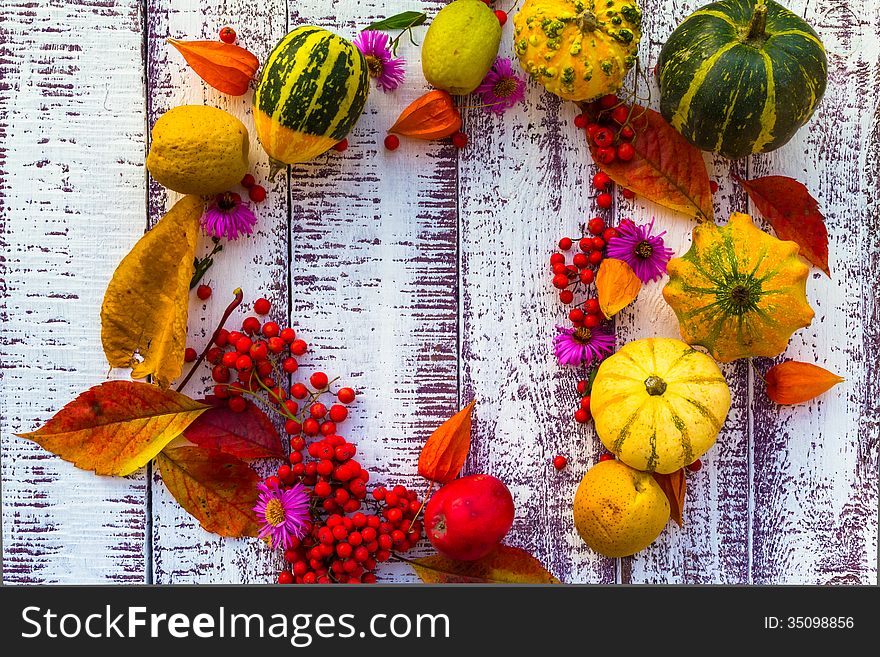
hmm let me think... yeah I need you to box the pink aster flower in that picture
[253,480,310,549]
[475,57,526,114]
[200,192,257,241]
[606,219,675,283]
[554,325,615,367]
[353,30,406,92]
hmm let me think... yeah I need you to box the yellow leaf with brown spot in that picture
[597,258,642,319]
[101,195,204,387]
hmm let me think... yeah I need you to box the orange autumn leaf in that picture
[653,468,686,527]
[408,545,560,584]
[168,39,259,96]
[596,258,641,318]
[764,361,844,405]
[417,401,475,484]
[388,90,461,140]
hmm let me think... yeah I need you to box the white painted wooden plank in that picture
[145,0,291,584]
[0,0,148,583]
[748,0,879,584]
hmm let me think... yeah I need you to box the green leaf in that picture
[366,11,427,31]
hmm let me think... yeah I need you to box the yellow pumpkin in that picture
[513,0,642,101]
[663,213,814,362]
[591,338,731,474]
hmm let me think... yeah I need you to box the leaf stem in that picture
[406,479,435,533]
[176,288,244,393]
[190,239,223,290]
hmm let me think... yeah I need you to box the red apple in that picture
[425,474,515,561]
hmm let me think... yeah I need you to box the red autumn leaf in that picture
[168,39,259,96]
[388,90,462,140]
[408,545,561,583]
[582,104,713,221]
[417,401,476,484]
[653,469,686,527]
[16,381,208,476]
[156,445,260,538]
[735,175,830,276]
[183,396,283,460]
[764,361,844,405]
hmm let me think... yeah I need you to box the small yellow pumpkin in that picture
[513,0,642,102]
[663,213,814,362]
[591,338,731,474]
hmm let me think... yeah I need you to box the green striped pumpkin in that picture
[254,26,369,170]
[591,338,731,474]
[657,0,827,159]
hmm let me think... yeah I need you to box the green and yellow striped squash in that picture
[657,0,827,159]
[591,338,731,474]
[663,213,814,362]
[254,26,369,170]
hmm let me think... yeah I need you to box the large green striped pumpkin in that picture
[657,0,827,159]
[591,338,731,474]
[254,26,369,170]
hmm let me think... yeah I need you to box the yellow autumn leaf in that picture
[597,258,641,319]
[101,195,204,387]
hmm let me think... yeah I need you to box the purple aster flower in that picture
[553,325,615,367]
[475,57,526,114]
[606,219,675,283]
[253,480,310,549]
[200,192,257,241]
[353,30,406,92]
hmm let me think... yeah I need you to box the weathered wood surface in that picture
[2,0,878,584]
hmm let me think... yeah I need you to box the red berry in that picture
[451,132,468,149]
[310,402,327,419]
[277,570,293,584]
[687,459,703,472]
[333,138,349,152]
[206,347,223,364]
[592,172,611,191]
[384,134,400,150]
[291,339,308,356]
[559,290,574,304]
[596,192,613,209]
[247,184,266,203]
[595,147,616,164]
[592,127,614,148]
[550,253,566,266]
[599,94,619,109]
[314,481,331,498]
[558,237,573,251]
[253,298,271,315]
[579,237,593,252]
[599,452,614,462]
[310,371,329,389]
[586,122,601,139]
[284,419,300,435]
[241,173,255,188]
[219,26,236,44]
[280,327,296,343]
[302,418,320,436]
[329,404,348,423]
[212,365,230,383]
[572,253,589,269]
[552,262,568,276]
[227,331,242,346]
[282,357,299,374]
[621,125,635,139]
[196,284,212,300]
[603,227,619,241]
[553,455,568,470]
[568,308,585,323]
[710,181,719,194]
[622,188,636,199]
[250,341,268,362]
[290,383,308,399]
[617,142,635,162]
[591,237,605,250]
[235,354,252,371]
[574,408,590,423]
[580,395,591,410]
[576,380,588,394]
[574,114,588,129]
[588,217,606,235]
[228,396,247,413]
[583,313,600,328]
[495,9,507,25]
[242,316,261,334]
[552,273,569,289]
[214,329,229,347]
[579,269,595,285]
[583,298,600,314]
[337,387,356,404]
[184,347,197,362]
[611,105,630,125]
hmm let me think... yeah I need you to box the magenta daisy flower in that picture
[475,58,526,114]
[606,219,675,283]
[253,481,310,549]
[554,325,615,367]
[353,30,405,92]
[200,192,257,241]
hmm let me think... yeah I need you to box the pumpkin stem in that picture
[745,2,769,42]
[644,375,667,396]
[268,159,286,182]
[577,11,598,33]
